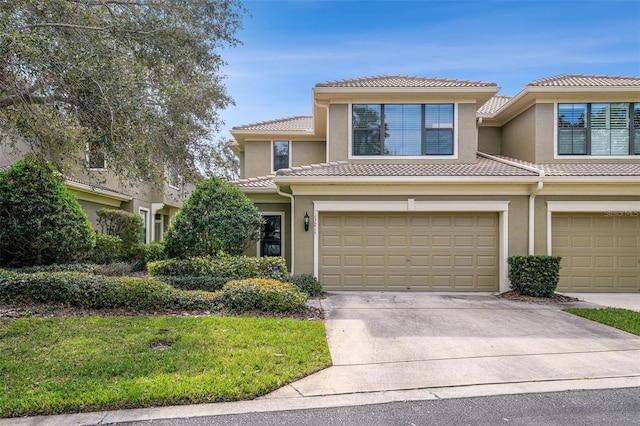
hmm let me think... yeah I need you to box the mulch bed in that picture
[497,290,580,304]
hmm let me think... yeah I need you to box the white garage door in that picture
[553,213,640,292]
[319,212,499,291]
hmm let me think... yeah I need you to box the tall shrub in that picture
[164,177,263,258]
[508,255,562,297]
[96,208,144,253]
[0,158,95,267]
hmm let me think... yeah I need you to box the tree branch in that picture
[22,23,112,32]
[0,91,68,108]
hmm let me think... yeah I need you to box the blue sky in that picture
[217,0,640,138]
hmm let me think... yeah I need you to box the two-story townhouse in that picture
[0,134,190,242]
[231,75,640,293]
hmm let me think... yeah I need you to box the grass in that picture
[0,316,331,418]
[563,307,640,336]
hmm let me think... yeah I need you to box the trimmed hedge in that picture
[217,278,307,313]
[288,274,322,297]
[508,255,562,297]
[157,276,230,292]
[90,234,122,265]
[0,269,218,311]
[148,255,288,280]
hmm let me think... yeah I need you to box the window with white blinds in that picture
[352,104,454,156]
[558,103,639,156]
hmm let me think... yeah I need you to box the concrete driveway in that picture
[268,292,640,398]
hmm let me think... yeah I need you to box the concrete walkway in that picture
[2,292,640,425]
[562,292,640,312]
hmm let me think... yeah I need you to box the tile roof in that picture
[316,75,497,88]
[275,156,539,178]
[232,116,313,132]
[65,176,133,197]
[493,155,640,176]
[231,174,276,190]
[527,74,640,87]
[477,95,512,115]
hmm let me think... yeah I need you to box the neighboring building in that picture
[0,134,190,242]
[231,74,640,293]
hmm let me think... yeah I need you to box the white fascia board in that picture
[547,200,640,212]
[274,175,539,185]
[542,176,640,184]
[230,130,316,137]
[65,180,133,202]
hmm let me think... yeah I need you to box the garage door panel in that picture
[553,213,639,292]
[319,212,499,292]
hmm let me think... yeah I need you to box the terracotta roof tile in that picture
[275,156,538,177]
[494,155,640,176]
[478,95,512,115]
[527,74,640,87]
[316,75,497,88]
[232,116,313,132]
[231,174,276,190]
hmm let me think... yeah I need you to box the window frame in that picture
[271,140,291,172]
[86,140,107,170]
[349,103,458,159]
[258,212,285,258]
[555,101,640,158]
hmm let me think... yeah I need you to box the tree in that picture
[0,0,245,184]
[164,177,262,258]
[0,157,95,267]
[203,137,240,180]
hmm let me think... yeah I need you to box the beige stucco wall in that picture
[478,127,502,155]
[328,104,349,162]
[292,141,326,166]
[501,104,536,162]
[288,194,529,277]
[243,141,271,178]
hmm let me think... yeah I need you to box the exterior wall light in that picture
[304,212,310,232]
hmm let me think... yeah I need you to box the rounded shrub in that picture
[0,158,95,267]
[288,274,322,297]
[90,234,123,264]
[217,278,307,313]
[164,177,263,258]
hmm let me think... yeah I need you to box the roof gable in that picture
[527,74,640,87]
[232,116,313,132]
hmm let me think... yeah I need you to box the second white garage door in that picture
[319,212,499,291]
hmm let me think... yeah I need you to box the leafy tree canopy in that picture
[0,0,245,184]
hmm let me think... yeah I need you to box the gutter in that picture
[478,153,545,255]
[275,184,295,275]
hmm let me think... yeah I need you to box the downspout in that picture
[477,152,545,255]
[275,184,295,275]
[528,180,544,255]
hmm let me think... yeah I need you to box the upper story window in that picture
[167,167,182,189]
[558,103,640,156]
[273,140,290,171]
[87,137,106,170]
[352,104,454,156]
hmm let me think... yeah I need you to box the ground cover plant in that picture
[563,307,640,336]
[0,315,331,417]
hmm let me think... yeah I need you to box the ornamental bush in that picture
[157,275,231,292]
[217,278,307,313]
[0,158,95,267]
[288,274,323,297]
[96,208,144,255]
[508,255,562,297]
[164,177,263,258]
[0,269,218,311]
[90,234,123,264]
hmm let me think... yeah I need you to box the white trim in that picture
[347,102,459,160]
[138,207,151,244]
[312,199,510,292]
[258,212,285,258]
[546,201,640,255]
[271,140,291,173]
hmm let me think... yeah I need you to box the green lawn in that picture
[0,316,331,418]
[563,307,640,336]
